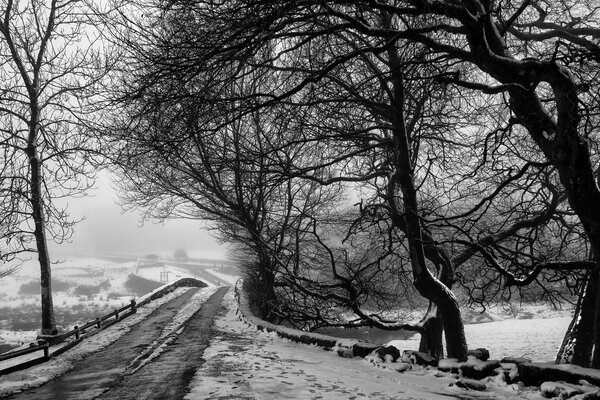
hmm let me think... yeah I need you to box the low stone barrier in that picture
[234,279,600,399]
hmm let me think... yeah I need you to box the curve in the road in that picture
[96,286,229,400]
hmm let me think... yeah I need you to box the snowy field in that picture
[0,259,570,400]
[0,262,575,399]
[187,289,548,400]
[466,316,570,362]
[389,316,570,363]
[1,256,572,363]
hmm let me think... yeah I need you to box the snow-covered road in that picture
[186,289,469,400]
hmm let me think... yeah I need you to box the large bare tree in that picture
[104,0,600,364]
[0,0,109,335]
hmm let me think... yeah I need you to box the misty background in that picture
[52,171,227,259]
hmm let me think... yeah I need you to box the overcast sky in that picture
[53,172,227,260]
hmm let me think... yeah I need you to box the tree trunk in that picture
[29,153,56,336]
[259,265,278,322]
[439,295,468,360]
[555,281,585,364]
[556,270,600,368]
[419,304,444,359]
[244,253,279,323]
[385,29,468,361]
[27,99,56,336]
[592,281,600,369]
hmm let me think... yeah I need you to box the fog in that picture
[52,172,227,260]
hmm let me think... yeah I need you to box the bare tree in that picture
[0,0,109,335]
[104,0,600,364]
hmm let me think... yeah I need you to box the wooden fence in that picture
[0,300,136,376]
[0,277,208,376]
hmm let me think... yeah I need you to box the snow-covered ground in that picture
[186,289,547,400]
[0,256,581,399]
[0,274,577,400]
[388,317,570,363]
[466,317,570,362]
[134,264,205,285]
[205,268,239,286]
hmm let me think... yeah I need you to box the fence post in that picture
[130,299,137,313]
[75,326,80,340]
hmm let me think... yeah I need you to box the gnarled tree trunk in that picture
[556,269,600,368]
[386,37,468,361]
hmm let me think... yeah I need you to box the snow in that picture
[0,330,37,348]
[0,257,135,309]
[0,277,585,400]
[135,264,204,285]
[185,289,467,400]
[126,286,219,374]
[385,317,570,364]
[205,269,239,286]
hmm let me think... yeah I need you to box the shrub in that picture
[73,284,100,298]
[19,278,73,295]
[98,280,111,291]
[53,279,73,292]
[124,274,162,296]
[18,281,39,295]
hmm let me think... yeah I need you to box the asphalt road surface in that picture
[5,286,229,400]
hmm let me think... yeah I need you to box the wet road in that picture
[5,287,229,400]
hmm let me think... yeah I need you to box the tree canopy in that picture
[75,0,600,365]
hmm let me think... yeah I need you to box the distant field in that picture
[0,257,571,362]
[0,256,223,348]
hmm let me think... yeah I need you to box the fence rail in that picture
[62,300,137,341]
[0,341,49,362]
[0,300,137,376]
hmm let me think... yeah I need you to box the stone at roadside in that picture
[390,362,411,372]
[352,342,380,358]
[298,334,338,348]
[438,358,465,374]
[376,345,401,363]
[401,350,438,366]
[452,378,487,391]
[500,362,520,384]
[541,381,581,398]
[337,346,353,358]
[539,381,600,399]
[501,356,531,364]
[518,363,600,387]
[467,348,490,361]
[460,359,501,380]
[575,391,600,399]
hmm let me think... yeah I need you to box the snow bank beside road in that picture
[186,288,457,400]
